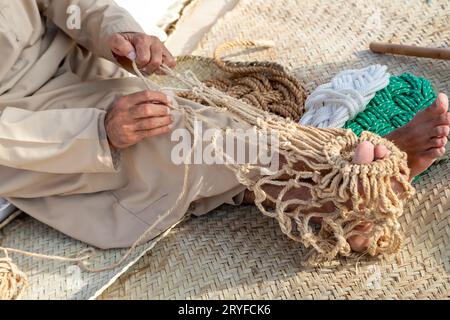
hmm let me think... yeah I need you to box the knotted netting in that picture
[133,40,416,264]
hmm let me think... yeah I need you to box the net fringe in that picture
[135,40,415,264]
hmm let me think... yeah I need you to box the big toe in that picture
[349,142,387,253]
[348,222,373,252]
[353,141,375,164]
[428,93,449,115]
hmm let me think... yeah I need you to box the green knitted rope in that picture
[344,73,436,136]
[344,73,437,181]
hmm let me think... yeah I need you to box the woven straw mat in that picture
[0,212,183,299]
[100,0,449,299]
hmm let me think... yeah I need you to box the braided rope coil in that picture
[179,40,306,122]
[345,73,437,136]
[300,65,390,128]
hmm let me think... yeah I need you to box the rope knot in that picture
[300,64,390,128]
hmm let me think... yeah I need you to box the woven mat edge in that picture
[90,218,186,299]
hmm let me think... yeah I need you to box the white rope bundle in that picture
[300,65,390,128]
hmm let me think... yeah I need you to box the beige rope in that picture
[0,40,415,299]
[153,40,415,264]
[178,40,306,121]
[0,250,27,300]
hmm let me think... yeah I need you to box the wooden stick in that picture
[370,42,450,61]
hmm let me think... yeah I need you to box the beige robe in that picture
[0,0,246,248]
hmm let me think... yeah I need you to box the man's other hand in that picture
[105,91,174,150]
[108,32,176,75]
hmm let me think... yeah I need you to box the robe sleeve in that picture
[0,107,120,174]
[37,0,145,63]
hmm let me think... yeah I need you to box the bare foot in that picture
[244,93,450,254]
[349,94,450,251]
[385,93,450,178]
[347,141,390,251]
[243,140,397,252]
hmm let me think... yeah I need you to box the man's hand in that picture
[105,91,174,150]
[109,32,176,75]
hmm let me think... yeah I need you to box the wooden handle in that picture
[370,42,450,60]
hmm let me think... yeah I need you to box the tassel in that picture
[0,250,28,300]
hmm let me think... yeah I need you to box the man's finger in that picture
[134,116,173,131]
[125,91,170,106]
[130,103,170,119]
[162,46,176,69]
[143,44,163,74]
[135,126,173,141]
[134,37,151,68]
[109,34,136,59]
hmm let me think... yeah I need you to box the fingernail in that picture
[127,50,136,61]
[167,96,174,107]
[168,123,175,131]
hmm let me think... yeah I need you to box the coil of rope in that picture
[300,64,391,128]
[344,73,437,136]
[178,40,307,122]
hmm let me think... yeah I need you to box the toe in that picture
[348,236,371,252]
[438,93,449,113]
[348,222,373,252]
[434,112,450,126]
[353,141,375,164]
[430,136,448,148]
[427,93,449,115]
[424,146,446,159]
[432,125,450,138]
[374,144,391,160]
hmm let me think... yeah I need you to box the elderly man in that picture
[1,0,448,252]
[0,0,248,248]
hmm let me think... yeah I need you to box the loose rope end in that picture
[0,253,28,300]
[254,40,276,48]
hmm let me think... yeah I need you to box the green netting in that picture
[344,73,437,136]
